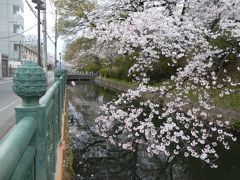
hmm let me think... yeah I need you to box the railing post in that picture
[54,69,68,140]
[13,61,48,180]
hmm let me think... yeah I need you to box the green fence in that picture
[0,61,67,180]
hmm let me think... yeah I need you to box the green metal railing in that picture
[0,61,67,180]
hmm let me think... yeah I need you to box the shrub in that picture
[100,68,109,78]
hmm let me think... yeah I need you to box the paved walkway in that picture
[0,79,19,140]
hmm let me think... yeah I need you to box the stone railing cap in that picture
[54,69,67,78]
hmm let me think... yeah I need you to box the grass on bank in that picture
[100,77,240,112]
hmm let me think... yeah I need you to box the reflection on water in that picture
[68,83,240,180]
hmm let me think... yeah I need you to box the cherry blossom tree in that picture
[86,0,240,168]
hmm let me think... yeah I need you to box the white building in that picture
[20,43,38,63]
[0,0,24,71]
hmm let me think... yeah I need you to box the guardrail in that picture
[0,61,67,180]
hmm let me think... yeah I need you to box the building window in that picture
[14,44,19,51]
[13,5,20,14]
[13,24,23,34]
[13,5,23,16]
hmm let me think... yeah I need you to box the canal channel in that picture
[68,82,240,180]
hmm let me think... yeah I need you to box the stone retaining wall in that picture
[95,77,135,92]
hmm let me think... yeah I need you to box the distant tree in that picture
[54,0,95,36]
[24,34,38,51]
[64,38,95,61]
[64,37,120,70]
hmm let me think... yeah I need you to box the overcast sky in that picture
[23,0,64,57]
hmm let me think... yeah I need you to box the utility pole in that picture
[59,52,61,69]
[32,0,46,67]
[19,41,21,62]
[42,0,48,76]
[37,3,41,66]
[54,0,58,69]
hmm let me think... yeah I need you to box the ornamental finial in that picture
[12,61,47,106]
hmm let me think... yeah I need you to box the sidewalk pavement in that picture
[0,77,13,81]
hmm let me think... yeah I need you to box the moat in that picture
[68,82,240,180]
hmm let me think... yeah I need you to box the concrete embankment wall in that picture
[55,90,73,180]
